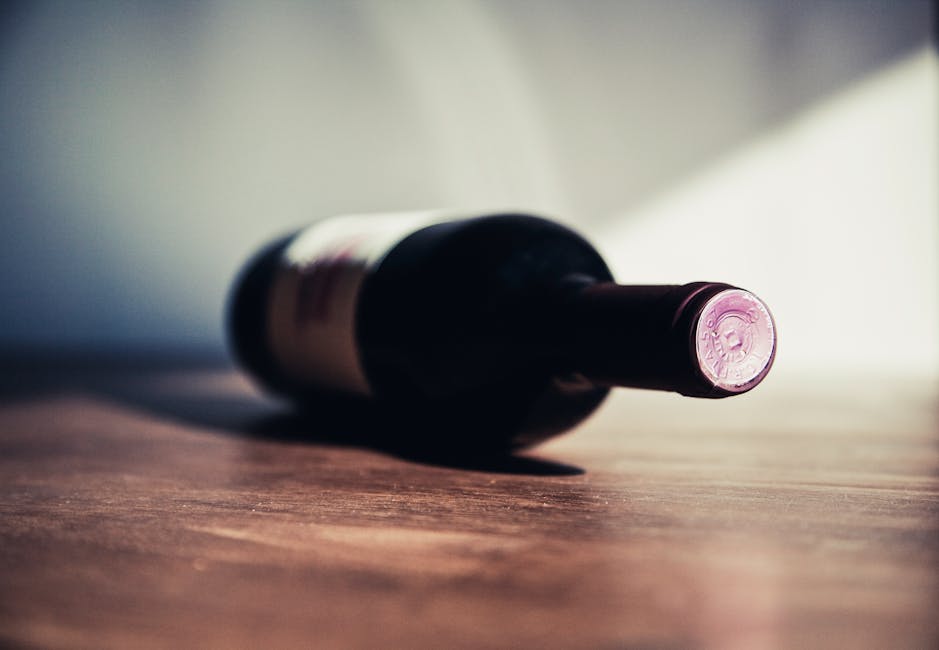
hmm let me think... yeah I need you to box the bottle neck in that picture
[544,280,774,398]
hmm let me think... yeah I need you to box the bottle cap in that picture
[694,289,776,393]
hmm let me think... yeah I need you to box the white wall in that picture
[0,1,933,377]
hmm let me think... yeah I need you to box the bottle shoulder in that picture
[355,214,613,409]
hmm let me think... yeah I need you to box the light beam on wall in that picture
[597,47,939,378]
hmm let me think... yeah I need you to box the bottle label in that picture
[266,211,457,394]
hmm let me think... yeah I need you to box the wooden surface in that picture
[1,360,937,649]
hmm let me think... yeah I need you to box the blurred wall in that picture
[0,1,935,375]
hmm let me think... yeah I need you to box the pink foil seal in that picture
[694,289,776,393]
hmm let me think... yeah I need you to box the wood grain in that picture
[1,360,937,649]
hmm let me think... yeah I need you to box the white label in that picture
[267,210,459,394]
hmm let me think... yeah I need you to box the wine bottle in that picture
[228,211,776,450]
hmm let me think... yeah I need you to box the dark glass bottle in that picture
[229,212,776,450]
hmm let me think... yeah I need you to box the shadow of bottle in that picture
[128,380,586,475]
[0,353,583,476]
[236,393,586,476]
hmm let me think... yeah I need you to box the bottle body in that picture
[228,211,776,449]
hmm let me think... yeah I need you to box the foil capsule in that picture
[694,289,776,393]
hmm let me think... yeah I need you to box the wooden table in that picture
[1,358,937,649]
